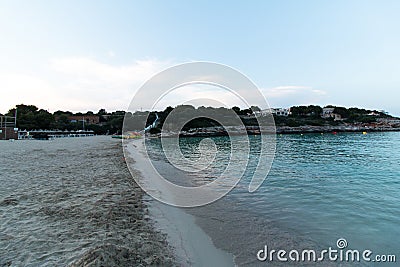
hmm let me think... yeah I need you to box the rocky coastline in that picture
[150,122,400,138]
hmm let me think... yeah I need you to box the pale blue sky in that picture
[1,0,399,115]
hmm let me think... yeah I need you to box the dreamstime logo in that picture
[122,62,276,207]
[336,238,348,249]
[257,238,397,263]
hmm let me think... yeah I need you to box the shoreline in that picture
[275,125,400,134]
[124,136,359,267]
[124,138,235,266]
[150,125,400,138]
[147,200,235,266]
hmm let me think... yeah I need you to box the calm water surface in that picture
[146,132,400,265]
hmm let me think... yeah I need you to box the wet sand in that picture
[124,139,235,266]
[0,136,174,266]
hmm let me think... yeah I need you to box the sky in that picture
[1,0,400,116]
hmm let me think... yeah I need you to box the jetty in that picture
[18,129,95,140]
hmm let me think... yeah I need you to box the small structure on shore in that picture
[0,114,18,140]
[112,131,142,139]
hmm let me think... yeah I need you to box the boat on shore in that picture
[112,132,142,139]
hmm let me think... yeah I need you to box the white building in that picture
[254,108,289,117]
[321,107,343,121]
[272,108,290,116]
[321,107,335,118]
[378,110,389,115]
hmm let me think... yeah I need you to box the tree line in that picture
[3,104,125,134]
[2,104,393,134]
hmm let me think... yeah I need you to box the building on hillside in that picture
[67,115,100,125]
[377,117,400,125]
[253,109,270,117]
[254,108,289,117]
[272,108,290,116]
[321,107,335,118]
[321,107,343,121]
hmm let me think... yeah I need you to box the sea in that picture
[144,132,400,266]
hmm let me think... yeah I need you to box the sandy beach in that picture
[0,136,174,266]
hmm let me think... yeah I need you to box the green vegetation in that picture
[274,105,391,127]
[289,105,322,117]
[6,104,126,135]
[4,103,394,134]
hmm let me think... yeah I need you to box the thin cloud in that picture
[153,84,247,110]
[50,57,169,85]
[261,86,328,107]
[1,60,329,114]
[264,86,327,98]
[49,57,172,112]
[0,57,172,113]
[0,72,57,112]
[107,50,116,58]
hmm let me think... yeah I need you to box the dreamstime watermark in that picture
[257,238,396,263]
[122,62,276,207]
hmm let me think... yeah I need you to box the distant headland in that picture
[1,104,400,140]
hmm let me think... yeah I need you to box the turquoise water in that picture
[248,133,400,254]
[146,132,400,266]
